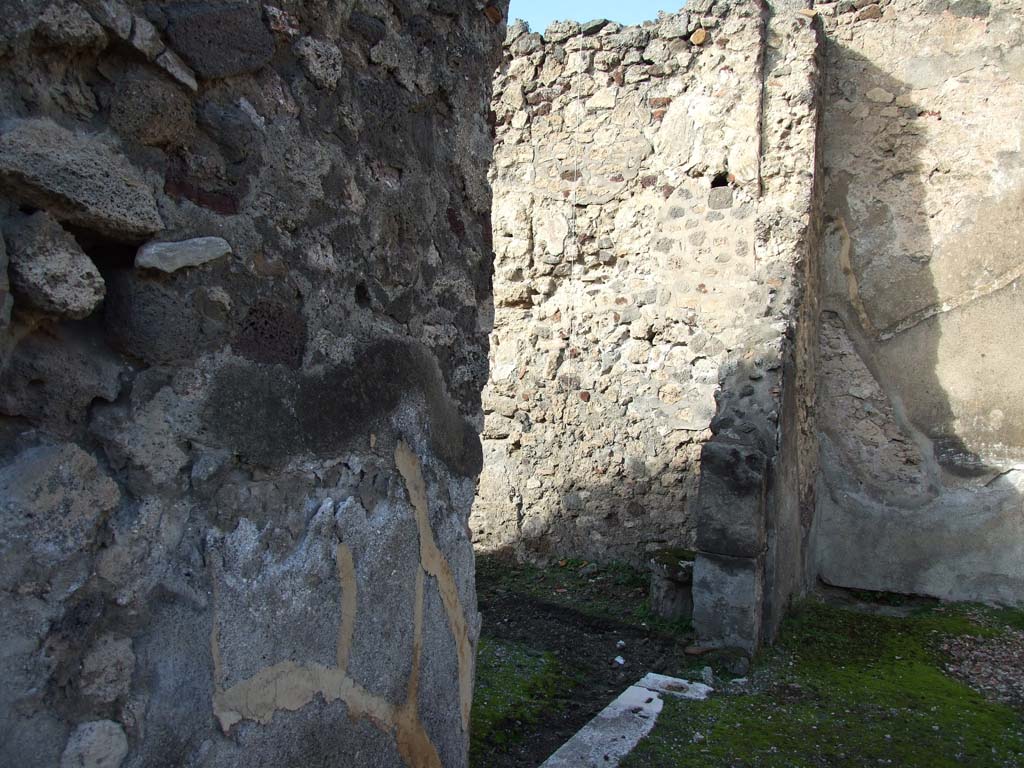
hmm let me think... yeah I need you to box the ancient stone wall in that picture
[478,0,1024,652]
[475,2,825,651]
[813,0,1024,603]
[474,3,770,565]
[692,2,824,652]
[0,2,506,766]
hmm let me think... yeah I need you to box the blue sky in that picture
[508,0,683,32]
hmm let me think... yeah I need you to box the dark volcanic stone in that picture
[164,2,275,79]
[233,298,307,369]
[206,338,483,477]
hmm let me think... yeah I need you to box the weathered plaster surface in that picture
[814,0,1024,603]
[209,444,469,768]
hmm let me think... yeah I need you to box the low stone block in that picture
[692,552,763,652]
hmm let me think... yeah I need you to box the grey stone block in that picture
[165,2,275,79]
[649,554,694,620]
[135,236,231,273]
[708,186,734,209]
[695,441,768,558]
[692,552,763,652]
[0,119,162,240]
[4,211,104,318]
[0,321,124,435]
[0,443,120,574]
[60,720,128,768]
[110,70,195,147]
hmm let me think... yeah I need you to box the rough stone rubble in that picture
[0,0,1021,762]
[476,2,770,566]
[475,0,1024,652]
[474,1,823,651]
[0,1,507,766]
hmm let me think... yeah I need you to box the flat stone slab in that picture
[0,118,162,241]
[636,672,713,700]
[135,237,231,272]
[538,674,712,767]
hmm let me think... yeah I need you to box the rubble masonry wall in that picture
[0,1,506,766]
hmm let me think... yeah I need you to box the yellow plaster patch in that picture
[394,440,475,732]
[835,215,876,337]
[208,446,463,768]
[336,542,357,671]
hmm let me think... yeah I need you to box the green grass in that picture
[470,637,574,760]
[622,601,1024,767]
[845,588,932,607]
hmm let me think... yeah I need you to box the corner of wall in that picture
[693,0,824,652]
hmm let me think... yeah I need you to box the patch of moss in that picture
[470,637,573,760]
[622,601,1024,767]
[846,588,935,607]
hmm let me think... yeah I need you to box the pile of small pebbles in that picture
[941,628,1024,710]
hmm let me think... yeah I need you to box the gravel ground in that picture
[941,628,1024,711]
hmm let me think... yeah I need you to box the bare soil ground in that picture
[470,554,695,768]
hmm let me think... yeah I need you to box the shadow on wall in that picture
[487,471,699,565]
[814,7,1024,606]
